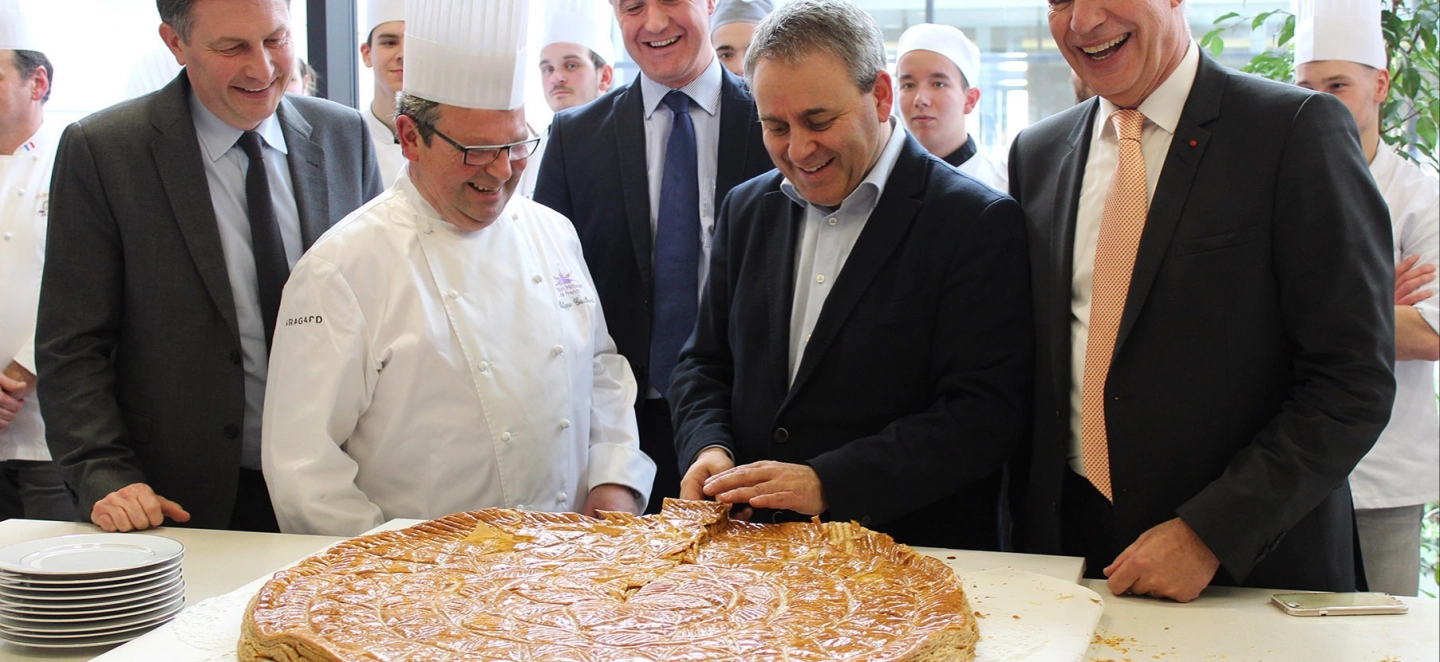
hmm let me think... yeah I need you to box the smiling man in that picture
[534,0,771,511]
[37,0,382,533]
[260,0,655,537]
[668,0,1032,552]
[360,0,406,185]
[1007,0,1394,600]
[894,23,1006,191]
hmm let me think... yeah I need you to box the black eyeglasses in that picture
[427,126,541,166]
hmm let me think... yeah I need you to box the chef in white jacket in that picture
[894,24,1007,192]
[261,0,656,537]
[360,0,407,186]
[1295,0,1440,597]
[0,4,76,521]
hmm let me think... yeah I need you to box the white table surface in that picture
[1,518,1435,661]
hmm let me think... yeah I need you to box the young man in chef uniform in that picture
[0,0,77,521]
[360,0,407,185]
[261,0,656,537]
[1293,0,1440,597]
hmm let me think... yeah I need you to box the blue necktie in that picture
[649,90,701,395]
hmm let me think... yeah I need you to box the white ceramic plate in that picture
[0,534,183,576]
[0,617,170,648]
[0,597,183,637]
[0,581,186,619]
[0,593,185,628]
[0,569,181,603]
[0,577,183,613]
[0,557,182,588]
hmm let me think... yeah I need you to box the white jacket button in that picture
[552,345,564,356]
[500,431,512,442]
[559,419,571,430]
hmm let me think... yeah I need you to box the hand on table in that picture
[91,483,191,532]
[583,483,643,516]
[1395,254,1436,306]
[703,460,827,516]
[1104,517,1220,603]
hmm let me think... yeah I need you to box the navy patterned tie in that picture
[649,91,701,395]
[238,131,290,350]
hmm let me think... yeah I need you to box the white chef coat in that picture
[364,107,406,187]
[0,123,58,462]
[1350,143,1440,510]
[262,172,656,536]
[517,128,547,200]
[959,149,1008,194]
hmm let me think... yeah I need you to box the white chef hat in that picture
[711,0,773,32]
[0,0,40,52]
[1293,0,1386,70]
[542,0,614,64]
[404,0,529,110]
[366,0,407,37]
[897,23,981,90]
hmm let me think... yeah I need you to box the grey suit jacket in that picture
[37,71,382,528]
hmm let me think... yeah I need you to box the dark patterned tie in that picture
[649,91,701,395]
[237,130,290,350]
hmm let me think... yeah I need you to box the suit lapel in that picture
[784,136,926,406]
[149,72,239,342]
[715,69,759,200]
[276,99,330,248]
[765,190,802,398]
[1115,54,1223,352]
[614,80,655,294]
[1049,100,1098,409]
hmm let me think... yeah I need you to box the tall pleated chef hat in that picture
[897,23,981,90]
[0,0,39,52]
[542,0,614,64]
[366,0,407,36]
[404,0,529,110]
[711,0,773,32]
[1293,0,1386,70]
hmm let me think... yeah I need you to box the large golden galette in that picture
[240,499,978,661]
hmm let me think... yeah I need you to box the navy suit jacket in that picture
[533,69,771,412]
[1008,52,1394,589]
[669,134,1033,550]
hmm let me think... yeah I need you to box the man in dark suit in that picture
[669,0,1031,550]
[36,0,382,533]
[1009,0,1394,600]
[533,0,770,511]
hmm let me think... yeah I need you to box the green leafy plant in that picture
[1200,0,1439,173]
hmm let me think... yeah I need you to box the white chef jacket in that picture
[517,128,547,199]
[959,149,1008,194]
[364,108,406,187]
[1350,143,1440,510]
[0,123,58,462]
[261,172,656,536]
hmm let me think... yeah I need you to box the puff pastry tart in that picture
[240,499,977,661]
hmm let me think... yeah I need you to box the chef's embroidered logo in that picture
[555,269,594,309]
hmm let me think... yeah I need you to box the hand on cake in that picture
[91,482,191,532]
[1104,517,1220,603]
[703,460,828,516]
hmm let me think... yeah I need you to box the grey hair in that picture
[396,92,442,144]
[12,50,51,104]
[742,0,886,93]
[158,0,290,41]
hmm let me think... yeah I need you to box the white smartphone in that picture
[1271,592,1409,616]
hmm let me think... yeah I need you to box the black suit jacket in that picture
[533,68,771,403]
[669,134,1033,550]
[37,72,383,528]
[1008,53,1394,589]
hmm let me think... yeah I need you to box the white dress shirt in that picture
[1350,143,1440,509]
[1068,42,1200,475]
[781,118,907,383]
[190,92,304,470]
[262,176,655,535]
[0,123,58,462]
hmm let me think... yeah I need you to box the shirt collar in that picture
[639,56,724,119]
[1096,40,1199,139]
[942,135,978,168]
[781,116,907,215]
[190,89,289,163]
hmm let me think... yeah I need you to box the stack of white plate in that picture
[0,534,185,649]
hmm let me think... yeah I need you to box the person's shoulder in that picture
[282,94,365,127]
[550,83,629,131]
[1013,99,1091,154]
[66,88,174,140]
[725,169,785,204]
[305,189,404,258]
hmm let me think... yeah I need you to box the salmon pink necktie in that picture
[1079,109,1148,502]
